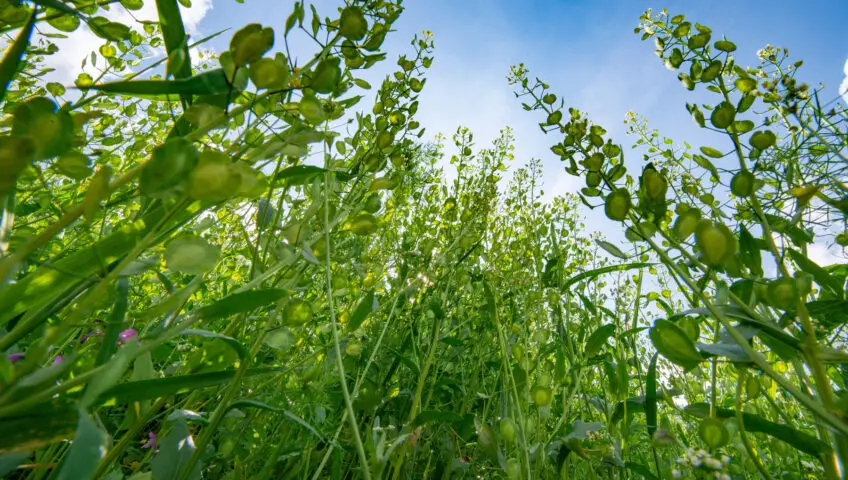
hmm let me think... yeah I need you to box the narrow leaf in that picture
[78,69,231,98]
[685,403,830,457]
[645,353,658,438]
[584,324,615,358]
[347,289,376,331]
[194,288,287,321]
[0,12,36,105]
[562,263,653,291]
[182,329,248,359]
[54,409,107,480]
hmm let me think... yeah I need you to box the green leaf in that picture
[650,319,701,370]
[154,0,192,82]
[561,263,653,291]
[225,400,325,442]
[77,69,231,99]
[645,353,658,438]
[699,146,724,159]
[182,330,248,359]
[0,452,29,477]
[152,412,200,480]
[81,342,139,409]
[96,368,282,405]
[596,239,628,259]
[347,289,376,331]
[0,11,35,105]
[584,324,615,358]
[625,462,660,480]
[412,410,464,427]
[696,341,752,363]
[685,403,830,457]
[0,399,78,453]
[194,288,287,321]
[54,409,107,480]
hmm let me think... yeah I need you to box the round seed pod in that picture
[767,277,798,311]
[345,213,379,235]
[499,417,516,443]
[309,57,341,94]
[339,6,368,41]
[695,220,737,266]
[673,208,701,240]
[285,298,313,326]
[730,171,755,197]
[604,190,632,222]
[187,151,241,201]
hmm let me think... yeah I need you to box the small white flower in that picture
[672,469,682,479]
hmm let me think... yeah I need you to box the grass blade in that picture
[0,11,36,105]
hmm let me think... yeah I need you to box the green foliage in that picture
[0,2,846,480]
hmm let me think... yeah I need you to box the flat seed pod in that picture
[749,130,776,150]
[547,110,562,125]
[643,168,668,201]
[187,151,241,201]
[735,77,757,93]
[649,319,702,370]
[766,277,798,311]
[284,298,313,326]
[345,213,379,235]
[363,193,381,213]
[604,190,631,222]
[309,57,341,94]
[229,24,274,67]
[699,417,729,449]
[710,102,735,129]
[730,171,754,197]
[339,6,368,41]
[12,96,74,160]
[531,385,552,406]
[55,150,92,180]
[695,220,737,266]
[585,172,601,188]
[249,57,290,90]
[141,138,199,196]
[585,153,604,172]
[499,417,516,443]
[673,208,701,240]
[714,39,737,52]
[298,95,326,124]
[165,236,220,274]
[505,459,521,480]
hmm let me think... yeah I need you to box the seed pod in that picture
[249,56,290,90]
[363,193,381,213]
[586,171,602,188]
[710,102,735,129]
[298,95,326,124]
[339,6,368,41]
[531,385,552,406]
[749,130,777,150]
[165,236,220,274]
[585,153,604,172]
[141,138,199,196]
[187,151,241,201]
[766,277,798,311]
[55,150,92,179]
[499,417,516,443]
[285,298,313,326]
[309,57,341,94]
[229,24,274,66]
[604,190,631,222]
[643,168,668,201]
[695,220,737,266]
[699,417,729,449]
[730,171,755,197]
[345,213,379,235]
[673,208,701,240]
[505,459,521,480]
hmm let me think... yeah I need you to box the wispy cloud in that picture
[41,0,214,84]
[841,58,848,106]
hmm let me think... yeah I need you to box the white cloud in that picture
[841,57,848,106]
[41,0,213,84]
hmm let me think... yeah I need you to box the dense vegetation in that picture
[0,1,846,479]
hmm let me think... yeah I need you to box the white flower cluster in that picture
[671,448,731,479]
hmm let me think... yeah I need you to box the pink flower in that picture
[142,431,157,450]
[7,353,24,363]
[53,356,64,365]
[118,329,138,346]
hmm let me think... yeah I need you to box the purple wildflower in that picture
[53,356,64,365]
[80,329,103,344]
[142,431,157,450]
[7,353,24,363]
[118,329,139,346]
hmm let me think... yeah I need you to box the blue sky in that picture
[42,0,848,263]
